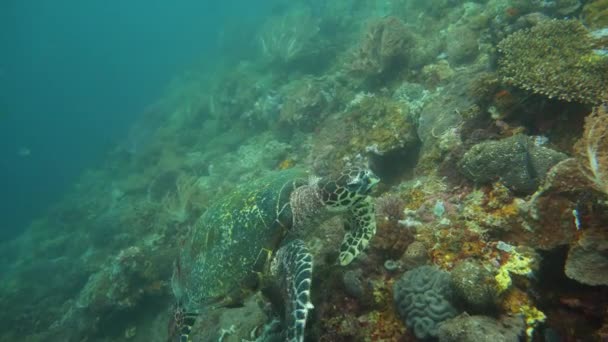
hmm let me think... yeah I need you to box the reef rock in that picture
[342,269,373,306]
[437,314,524,342]
[459,134,568,194]
[191,294,268,342]
[400,241,429,269]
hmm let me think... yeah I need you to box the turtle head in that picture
[343,168,380,196]
[320,167,379,210]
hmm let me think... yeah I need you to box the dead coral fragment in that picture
[574,105,608,196]
[498,19,608,104]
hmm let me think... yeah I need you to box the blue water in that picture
[0,1,269,240]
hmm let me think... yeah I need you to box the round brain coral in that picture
[393,265,457,339]
[498,19,608,104]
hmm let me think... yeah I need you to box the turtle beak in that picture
[364,170,380,192]
[367,170,380,191]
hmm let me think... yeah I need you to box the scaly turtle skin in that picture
[172,167,379,341]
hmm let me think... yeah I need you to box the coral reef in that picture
[2,1,608,341]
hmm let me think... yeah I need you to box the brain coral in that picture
[393,265,457,339]
[498,19,608,104]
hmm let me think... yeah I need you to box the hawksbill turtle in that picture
[171,166,379,341]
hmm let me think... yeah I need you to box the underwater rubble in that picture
[1,0,608,341]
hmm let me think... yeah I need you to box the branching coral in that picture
[498,19,608,104]
[574,105,608,196]
[582,0,608,29]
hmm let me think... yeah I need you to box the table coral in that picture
[565,228,608,286]
[498,19,608,104]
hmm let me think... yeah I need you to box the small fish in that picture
[517,135,537,181]
[17,147,31,157]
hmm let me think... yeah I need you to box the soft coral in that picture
[575,105,608,196]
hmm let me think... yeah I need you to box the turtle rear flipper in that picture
[273,239,314,342]
[339,196,377,265]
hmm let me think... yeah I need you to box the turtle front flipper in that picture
[272,239,314,342]
[339,196,377,265]
[174,310,198,342]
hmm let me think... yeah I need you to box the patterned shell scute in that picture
[179,168,307,309]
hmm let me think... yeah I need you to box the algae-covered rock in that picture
[400,241,429,269]
[417,71,482,145]
[437,314,524,342]
[450,260,497,313]
[498,19,608,104]
[278,76,337,131]
[342,269,373,305]
[446,25,479,65]
[311,94,419,174]
[190,294,268,342]
[349,16,414,76]
[565,229,608,286]
[459,135,568,194]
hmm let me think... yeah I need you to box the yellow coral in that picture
[501,289,546,340]
[495,250,534,293]
[277,158,295,170]
[521,304,546,338]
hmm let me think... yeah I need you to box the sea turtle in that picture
[171,166,379,341]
